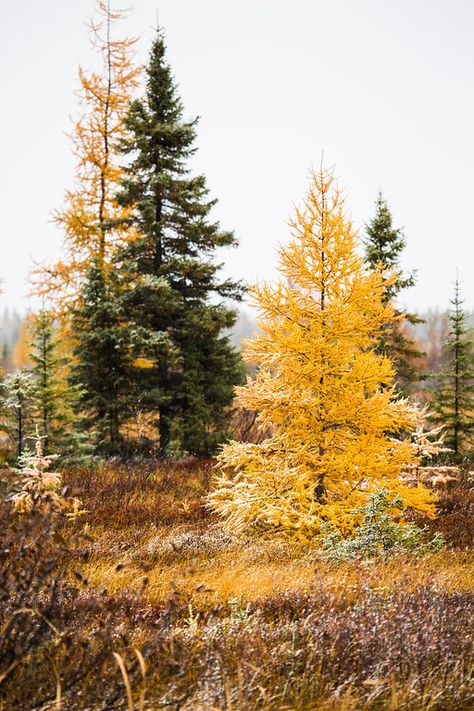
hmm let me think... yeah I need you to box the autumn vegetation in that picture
[0,2,473,710]
[0,460,473,709]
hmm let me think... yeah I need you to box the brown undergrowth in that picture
[0,459,472,710]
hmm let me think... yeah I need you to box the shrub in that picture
[6,431,85,521]
[415,467,474,548]
[320,488,445,560]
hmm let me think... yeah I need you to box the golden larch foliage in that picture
[32,1,141,313]
[209,168,435,540]
[12,316,34,369]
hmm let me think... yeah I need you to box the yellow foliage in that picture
[132,357,155,369]
[12,316,33,369]
[209,168,435,539]
[32,1,141,313]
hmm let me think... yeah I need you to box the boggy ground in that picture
[0,459,473,710]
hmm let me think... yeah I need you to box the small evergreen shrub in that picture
[7,431,85,520]
[320,488,445,561]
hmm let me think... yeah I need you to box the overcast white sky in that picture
[1,0,473,313]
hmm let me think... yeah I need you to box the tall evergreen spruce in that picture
[117,30,244,456]
[365,192,424,394]
[430,277,474,457]
[70,264,132,453]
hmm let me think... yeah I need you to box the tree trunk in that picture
[18,408,23,459]
[158,404,171,456]
[109,407,121,452]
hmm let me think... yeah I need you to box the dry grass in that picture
[64,458,214,528]
[79,525,474,603]
[0,459,472,710]
[67,459,474,603]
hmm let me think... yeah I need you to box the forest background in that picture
[1,2,473,710]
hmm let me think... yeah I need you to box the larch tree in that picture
[12,318,32,370]
[116,30,244,456]
[429,276,474,457]
[209,169,435,540]
[364,191,424,394]
[32,1,141,312]
[0,342,10,374]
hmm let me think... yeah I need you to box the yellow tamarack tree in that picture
[12,316,33,370]
[209,168,435,540]
[32,1,140,312]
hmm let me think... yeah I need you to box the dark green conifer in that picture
[29,309,78,454]
[430,276,474,457]
[70,263,132,453]
[117,30,243,456]
[364,191,424,394]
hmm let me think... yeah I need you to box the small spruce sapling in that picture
[9,429,85,520]
[2,370,36,459]
[9,430,62,514]
[320,488,445,561]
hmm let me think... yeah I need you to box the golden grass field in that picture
[82,523,474,602]
[1,459,473,710]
